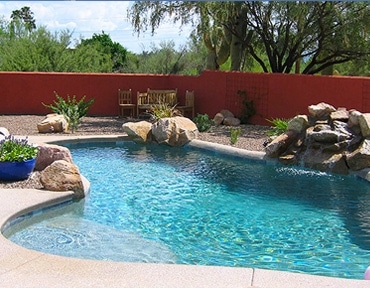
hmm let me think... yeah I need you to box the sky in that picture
[0,1,194,53]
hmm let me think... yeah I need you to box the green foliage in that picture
[79,31,128,72]
[193,113,214,132]
[0,135,38,162]
[266,118,289,137]
[230,127,241,145]
[149,103,176,121]
[43,92,94,133]
[238,90,256,124]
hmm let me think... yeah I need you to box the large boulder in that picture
[40,160,84,199]
[37,114,69,133]
[152,116,199,147]
[34,143,73,171]
[122,121,153,144]
[302,150,349,175]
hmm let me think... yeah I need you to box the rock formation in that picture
[265,102,370,175]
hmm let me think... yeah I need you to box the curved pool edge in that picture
[0,134,368,288]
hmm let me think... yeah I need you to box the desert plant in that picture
[230,126,242,145]
[266,118,289,136]
[43,91,94,133]
[193,113,214,132]
[0,135,38,162]
[149,103,176,121]
[238,90,256,124]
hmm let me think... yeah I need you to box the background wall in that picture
[1,71,369,126]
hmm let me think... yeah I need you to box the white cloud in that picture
[0,1,194,53]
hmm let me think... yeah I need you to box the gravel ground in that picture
[0,115,271,189]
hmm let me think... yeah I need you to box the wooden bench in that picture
[137,88,178,116]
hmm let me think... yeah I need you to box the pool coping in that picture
[0,134,368,288]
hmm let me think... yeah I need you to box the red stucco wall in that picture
[0,71,369,126]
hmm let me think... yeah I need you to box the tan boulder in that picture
[34,143,73,171]
[122,121,153,144]
[330,108,349,122]
[37,114,69,133]
[302,150,349,175]
[308,102,336,118]
[40,160,84,199]
[219,109,234,118]
[152,116,199,147]
[223,117,241,126]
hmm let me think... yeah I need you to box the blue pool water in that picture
[5,142,370,279]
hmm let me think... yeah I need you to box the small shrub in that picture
[230,126,242,145]
[43,91,94,133]
[266,118,289,137]
[149,103,176,121]
[238,90,256,124]
[193,113,214,132]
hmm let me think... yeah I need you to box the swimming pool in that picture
[4,141,370,279]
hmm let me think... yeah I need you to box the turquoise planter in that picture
[0,158,37,181]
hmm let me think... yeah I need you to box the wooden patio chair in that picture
[177,90,195,119]
[118,89,136,118]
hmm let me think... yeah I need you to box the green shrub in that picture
[193,113,214,132]
[266,118,289,136]
[230,126,242,144]
[149,103,176,121]
[43,91,94,133]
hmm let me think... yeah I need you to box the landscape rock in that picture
[219,109,234,119]
[223,117,241,126]
[34,143,73,171]
[265,130,297,158]
[40,160,84,199]
[358,113,370,138]
[287,115,309,133]
[302,150,349,175]
[37,114,69,133]
[330,109,349,122]
[308,102,336,118]
[122,121,152,144]
[346,139,370,171]
[152,116,198,147]
[213,113,224,126]
[348,110,362,127]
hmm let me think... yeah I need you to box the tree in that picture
[10,6,36,37]
[127,1,370,74]
[79,31,128,72]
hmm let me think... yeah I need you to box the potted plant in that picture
[0,135,38,181]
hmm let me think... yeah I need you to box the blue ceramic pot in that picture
[0,158,37,181]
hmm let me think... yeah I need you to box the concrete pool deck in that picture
[0,135,369,288]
